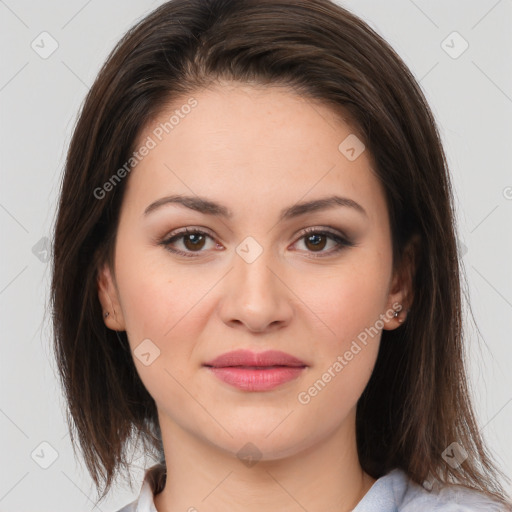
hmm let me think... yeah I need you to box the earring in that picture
[104,312,110,318]
[394,306,406,324]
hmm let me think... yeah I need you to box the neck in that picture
[153,408,376,512]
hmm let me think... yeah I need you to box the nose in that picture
[218,243,294,334]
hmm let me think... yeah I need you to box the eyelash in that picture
[159,226,356,259]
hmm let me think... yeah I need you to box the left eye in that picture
[294,228,353,256]
[160,227,354,258]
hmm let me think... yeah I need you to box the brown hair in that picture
[50,0,512,506]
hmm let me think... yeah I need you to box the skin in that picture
[98,82,414,512]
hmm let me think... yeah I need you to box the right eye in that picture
[160,228,222,257]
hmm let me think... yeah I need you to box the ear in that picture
[382,233,420,330]
[97,262,126,331]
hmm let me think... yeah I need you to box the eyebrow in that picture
[143,194,368,221]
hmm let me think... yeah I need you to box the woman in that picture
[51,0,512,510]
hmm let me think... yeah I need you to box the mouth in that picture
[205,365,306,391]
[205,365,302,370]
[203,350,308,391]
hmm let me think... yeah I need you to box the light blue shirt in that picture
[116,464,510,511]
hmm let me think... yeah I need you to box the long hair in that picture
[50,0,511,506]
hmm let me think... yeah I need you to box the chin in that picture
[208,426,311,464]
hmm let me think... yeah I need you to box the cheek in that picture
[114,239,199,340]
[116,271,171,344]
[300,261,389,350]
[113,246,220,399]
[292,254,389,409]
[295,271,384,418]
[113,259,205,410]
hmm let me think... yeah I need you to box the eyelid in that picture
[170,225,216,237]
[295,225,351,241]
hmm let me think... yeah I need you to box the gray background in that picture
[1,0,511,510]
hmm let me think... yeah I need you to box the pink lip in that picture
[203,350,307,391]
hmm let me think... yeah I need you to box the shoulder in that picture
[405,484,508,511]
[354,468,510,512]
[397,469,509,512]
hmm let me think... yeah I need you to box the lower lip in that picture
[206,366,305,391]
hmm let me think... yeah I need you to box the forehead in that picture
[124,83,386,225]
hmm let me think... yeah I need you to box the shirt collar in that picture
[135,463,166,512]
[352,468,409,512]
[135,464,409,512]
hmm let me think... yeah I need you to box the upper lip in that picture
[203,349,307,368]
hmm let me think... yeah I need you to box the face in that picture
[98,82,409,460]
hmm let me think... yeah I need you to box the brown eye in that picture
[160,228,218,257]
[294,228,356,258]
[182,232,207,251]
[304,232,328,252]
